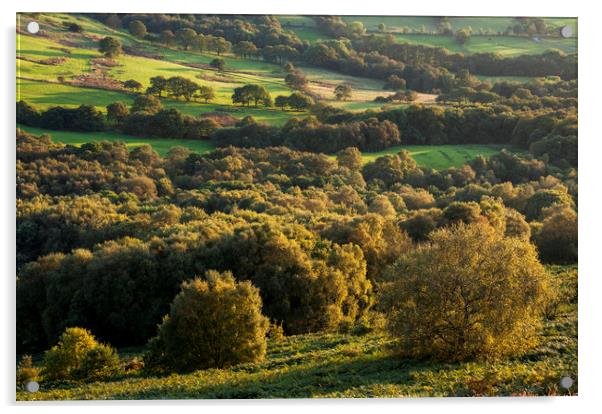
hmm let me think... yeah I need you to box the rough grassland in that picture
[16,266,577,400]
[341,16,577,34]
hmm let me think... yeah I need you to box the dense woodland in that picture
[17,124,577,351]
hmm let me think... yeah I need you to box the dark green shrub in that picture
[73,343,121,381]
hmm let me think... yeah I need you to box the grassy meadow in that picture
[340,16,577,34]
[356,144,516,169]
[16,78,298,126]
[388,33,576,57]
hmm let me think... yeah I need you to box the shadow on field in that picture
[109,354,446,399]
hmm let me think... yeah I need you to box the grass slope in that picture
[390,34,576,56]
[16,266,577,400]
[17,125,215,156]
[341,16,577,37]
[18,13,435,121]
[358,144,514,169]
[281,15,577,56]
[16,14,299,125]
[16,79,297,126]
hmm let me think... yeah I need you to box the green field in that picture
[390,34,576,56]
[280,15,577,56]
[476,74,536,84]
[341,16,577,36]
[357,144,514,169]
[17,33,293,106]
[16,13,405,125]
[17,125,215,156]
[16,79,298,126]
[16,14,303,126]
[16,266,577,400]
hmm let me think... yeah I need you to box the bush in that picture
[534,206,578,263]
[42,327,119,382]
[268,322,285,343]
[73,343,121,381]
[16,355,40,388]
[384,223,552,361]
[144,271,269,373]
[42,327,98,381]
[204,223,373,334]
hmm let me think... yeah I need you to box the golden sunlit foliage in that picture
[144,271,269,372]
[384,223,553,361]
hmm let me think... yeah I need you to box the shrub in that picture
[73,343,121,381]
[442,201,482,225]
[144,271,269,373]
[534,206,578,263]
[205,224,373,334]
[268,322,285,343]
[41,327,120,382]
[41,327,107,381]
[17,101,40,126]
[524,189,573,220]
[384,223,552,361]
[16,355,40,388]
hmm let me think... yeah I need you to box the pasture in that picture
[341,16,577,37]
[357,144,514,169]
[17,125,215,156]
[279,15,577,56]
[389,34,576,56]
[17,13,426,124]
[16,79,298,126]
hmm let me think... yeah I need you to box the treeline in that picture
[302,40,576,94]
[17,99,220,140]
[211,116,401,153]
[18,98,577,169]
[212,103,577,167]
[436,75,577,109]
[94,13,305,55]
